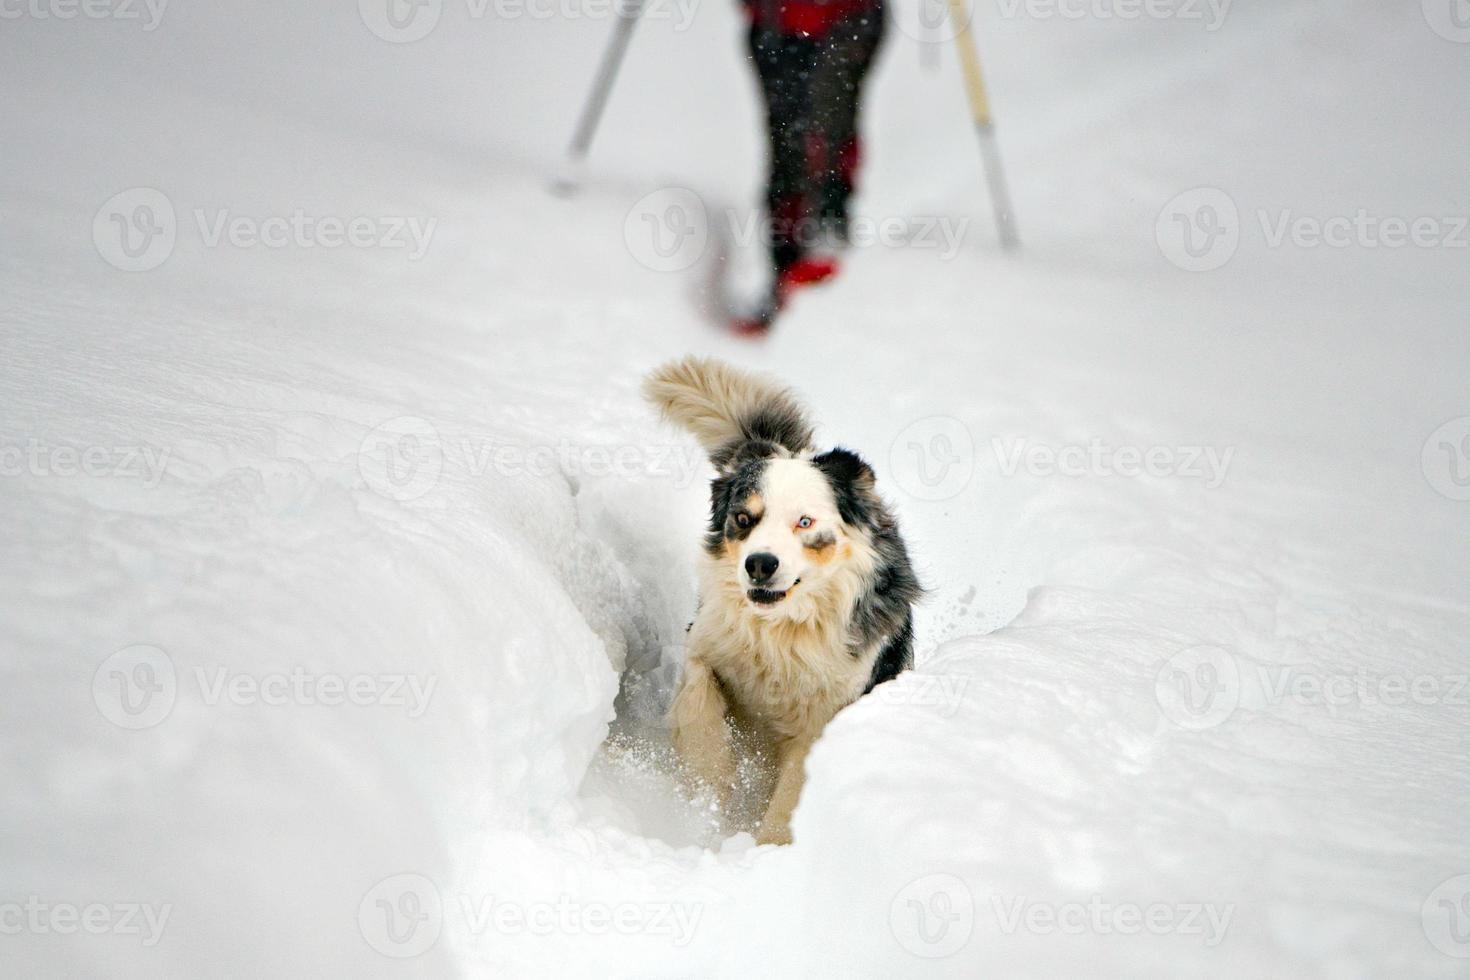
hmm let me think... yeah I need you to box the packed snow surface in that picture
[2,0,1468,977]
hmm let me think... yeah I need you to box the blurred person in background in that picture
[737,0,886,331]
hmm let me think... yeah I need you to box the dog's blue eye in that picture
[797,516,814,529]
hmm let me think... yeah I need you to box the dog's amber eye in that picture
[735,512,751,528]
[797,516,814,529]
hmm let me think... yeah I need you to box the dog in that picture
[644,356,920,845]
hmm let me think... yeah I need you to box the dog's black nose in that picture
[745,552,779,584]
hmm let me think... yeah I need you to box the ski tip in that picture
[730,317,773,339]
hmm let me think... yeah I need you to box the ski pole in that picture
[946,0,1019,249]
[554,0,645,195]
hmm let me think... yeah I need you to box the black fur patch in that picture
[812,448,876,526]
[708,401,813,473]
[704,457,768,558]
[812,448,922,688]
[866,610,915,692]
[802,529,836,552]
[743,404,815,458]
[711,437,785,474]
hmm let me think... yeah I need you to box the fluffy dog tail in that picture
[643,356,815,468]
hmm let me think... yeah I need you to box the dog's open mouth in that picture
[747,579,799,606]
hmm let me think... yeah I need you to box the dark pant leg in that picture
[748,27,819,273]
[807,7,886,232]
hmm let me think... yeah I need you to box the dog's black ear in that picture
[812,448,876,525]
[713,438,784,475]
[704,472,734,552]
[707,472,733,523]
[813,448,874,488]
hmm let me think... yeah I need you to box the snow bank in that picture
[3,0,1468,977]
[0,283,656,974]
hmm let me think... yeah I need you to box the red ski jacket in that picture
[742,0,882,39]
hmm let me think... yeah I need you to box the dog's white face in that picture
[723,458,853,616]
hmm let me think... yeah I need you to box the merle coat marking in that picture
[644,356,920,845]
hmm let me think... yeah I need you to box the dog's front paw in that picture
[755,821,793,846]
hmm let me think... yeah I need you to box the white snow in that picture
[2,0,1468,977]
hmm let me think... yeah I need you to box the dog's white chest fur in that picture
[690,557,878,741]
